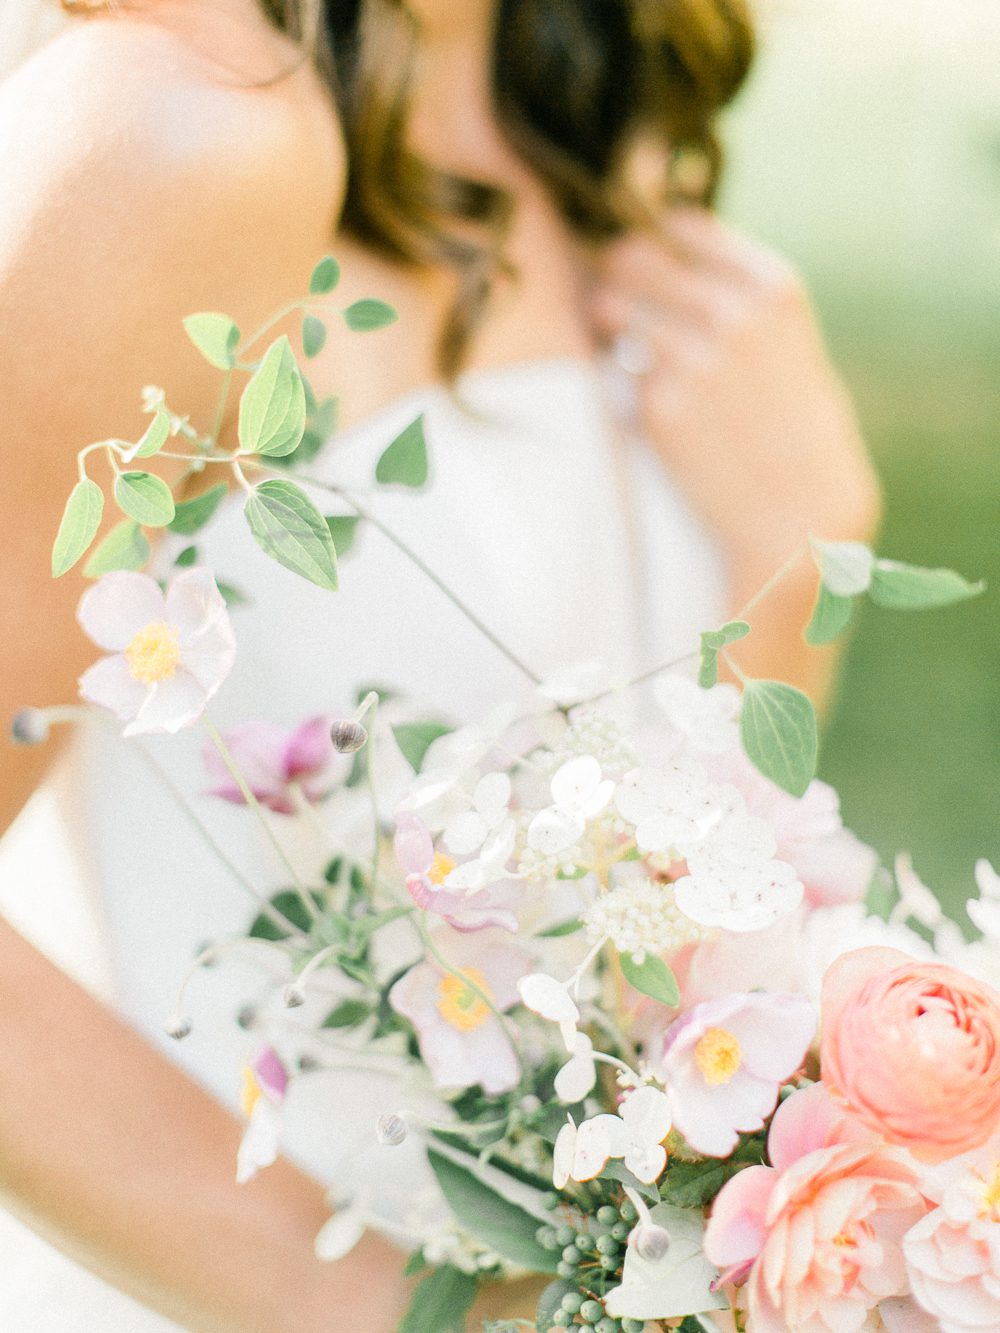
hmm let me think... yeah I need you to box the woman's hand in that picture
[589,207,882,699]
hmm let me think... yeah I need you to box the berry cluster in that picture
[534,1193,646,1332]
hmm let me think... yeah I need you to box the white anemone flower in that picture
[77,569,235,737]
[527,755,615,855]
[442,772,517,891]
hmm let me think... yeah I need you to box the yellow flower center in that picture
[979,1163,1000,1220]
[437,967,494,1032]
[241,1066,261,1119]
[125,621,181,684]
[429,852,455,885]
[694,1027,743,1085]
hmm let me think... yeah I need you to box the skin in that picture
[0,0,880,1327]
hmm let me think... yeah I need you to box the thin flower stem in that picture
[201,715,320,923]
[722,651,750,687]
[271,468,544,688]
[133,738,305,939]
[416,916,528,1082]
[365,693,381,900]
[736,544,807,621]
[209,367,233,447]
[239,300,307,357]
[231,458,256,495]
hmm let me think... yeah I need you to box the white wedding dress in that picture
[1,359,726,1329]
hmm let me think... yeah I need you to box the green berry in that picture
[555,1224,576,1247]
[562,1244,581,1265]
[575,1232,595,1252]
[611,1221,631,1242]
[560,1292,584,1315]
[535,1225,558,1250]
[596,1204,618,1226]
[599,1252,618,1270]
[556,1260,577,1279]
[619,1199,638,1223]
[580,1300,604,1324]
[596,1320,620,1333]
[595,1233,619,1255]
[542,1191,560,1210]
[621,1321,646,1333]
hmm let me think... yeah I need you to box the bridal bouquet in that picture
[23,258,1000,1332]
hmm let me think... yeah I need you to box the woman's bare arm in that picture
[0,18,410,1331]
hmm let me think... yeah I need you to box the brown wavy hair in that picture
[260,0,753,371]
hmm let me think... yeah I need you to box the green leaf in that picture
[321,998,371,1029]
[661,1159,736,1209]
[216,580,250,608]
[309,255,341,295]
[238,335,306,458]
[183,312,239,370]
[52,478,104,577]
[244,478,339,590]
[168,483,229,536]
[375,415,429,488]
[133,409,171,459]
[393,721,452,773]
[114,471,175,526]
[248,889,325,941]
[811,538,875,596]
[698,619,750,689]
[805,583,855,646]
[302,314,326,358]
[174,544,198,568]
[84,520,150,576]
[619,952,680,1007]
[740,679,818,797]
[537,917,585,938]
[427,1150,559,1273]
[343,298,398,332]
[402,1250,429,1279]
[325,515,360,558]
[398,1265,478,1333]
[869,560,986,611]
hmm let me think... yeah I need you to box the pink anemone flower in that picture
[203,715,337,814]
[394,812,519,933]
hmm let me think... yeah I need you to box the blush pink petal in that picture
[395,814,435,876]
[78,653,148,719]
[77,571,167,651]
[283,716,334,785]
[704,1163,776,1273]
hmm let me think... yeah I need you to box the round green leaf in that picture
[619,952,680,1007]
[805,583,855,646]
[168,483,229,536]
[182,312,240,370]
[869,560,986,610]
[302,314,326,359]
[132,408,171,460]
[342,298,398,332]
[375,414,428,488]
[309,255,341,295]
[740,679,818,797]
[244,478,338,590]
[84,520,150,576]
[238,335,306,458]
[114,471,176,526]
[52,478,104,577]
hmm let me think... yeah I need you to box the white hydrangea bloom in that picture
[614,762,729,858]
[440,771,517,891]
[654,675,741,755]
[584,878,705,962]
[675,845,803,933]
[527,755,615,856]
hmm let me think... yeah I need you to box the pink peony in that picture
[821,947,1000,1163]
[902,1132,1000,1332]
[78,568,235,736]
[388,927,530,1095]
[704,1083,925,1333]
[394,813,519,933]
[203,715,337,814]
[656,991,816,1157]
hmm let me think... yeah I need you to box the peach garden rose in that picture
[820,947,1000,1163]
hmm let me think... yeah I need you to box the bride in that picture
[0,0,879,1328]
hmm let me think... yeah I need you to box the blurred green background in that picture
[721,0,1000,922]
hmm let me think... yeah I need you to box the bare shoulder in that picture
[0,7,345,277]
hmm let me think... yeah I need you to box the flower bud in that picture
[10,708,50,746]
[163,1014,193,1041]
[376,1113,407,1146]
[282,983,306,1009]
[633,1223,671,1263]
[331,719,368,754]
